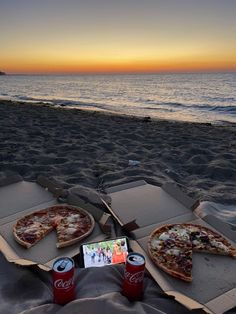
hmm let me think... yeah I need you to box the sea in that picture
[0,72,236,124]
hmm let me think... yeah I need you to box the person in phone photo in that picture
[111,241,127,264]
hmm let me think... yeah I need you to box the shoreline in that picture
[0,100,236,205]
[2,97,236,127]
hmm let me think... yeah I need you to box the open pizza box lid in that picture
[0,175,110,271]
[103,180,236,314]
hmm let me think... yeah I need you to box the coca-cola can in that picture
[122,252,145,301]
[52,257,75,305]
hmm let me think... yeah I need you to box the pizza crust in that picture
[148,246,192,282]
[13,229,33,249]
[56,229,93,248]
[156,262,192,282]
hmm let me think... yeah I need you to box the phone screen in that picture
[81,237,129,268]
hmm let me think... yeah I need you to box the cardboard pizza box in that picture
[0,175,110,271]
[103,180,236,314]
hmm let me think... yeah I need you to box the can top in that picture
[127,252,145,266]
[53,257,74,272]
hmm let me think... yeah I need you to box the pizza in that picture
[13,204,95,249]
[148,223,236,282]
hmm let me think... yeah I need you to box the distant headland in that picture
[0,71,6,75]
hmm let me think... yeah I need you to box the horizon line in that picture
[3,69,236,76]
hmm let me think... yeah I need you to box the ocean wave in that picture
[4,93,236,117]
[141,101,236,115]
[202,96,235,102]
[17,95,43,101]
[141,100,203,110]
[141,106,173,112]
[210,105,236,114]
[1,94,109,111]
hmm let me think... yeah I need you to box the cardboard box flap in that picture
[0,180,55,220]
[0,174,23,187]
[105,180,147,194]
[203,214,236,242]
[105,181,193,230]
[122,220,140,232]
[205,288,236,314]
[165,291,212,312]
[162,182,199,210]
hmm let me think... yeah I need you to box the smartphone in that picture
[80,237,130,268]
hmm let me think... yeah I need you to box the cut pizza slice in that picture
[13,211,53,248]
[187,224,236,257]
[148,237,193,282]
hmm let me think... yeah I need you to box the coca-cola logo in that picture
[124,270,144,285]
[54,278,74,290]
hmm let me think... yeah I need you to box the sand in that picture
[0,100,236,205]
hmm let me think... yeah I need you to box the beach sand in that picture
[0,100,236,205]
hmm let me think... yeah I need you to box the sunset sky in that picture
[1,0,236,74]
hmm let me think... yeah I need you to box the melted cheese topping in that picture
[66,227,77,235]
[151,239,163,250]
[159,233,170,241]
[166,249,180,256]
[17,221,45,234]
[170,227,190,241]
[192,240,200,246]
[210,240,229,252]
[66,214,80,223]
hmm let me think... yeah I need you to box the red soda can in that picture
[52,257,75,305]
[122,252,145,301]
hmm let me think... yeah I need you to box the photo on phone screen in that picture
[80,237,129,268]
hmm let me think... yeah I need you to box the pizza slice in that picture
[148,224,193,282]
[187,224,236,257]
[148,237,193,282]
[13,211,53,248]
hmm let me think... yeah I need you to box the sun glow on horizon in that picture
[2,52,236,75]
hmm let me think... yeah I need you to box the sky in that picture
[1,0,236,74]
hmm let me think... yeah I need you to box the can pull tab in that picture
[57,259,69,271]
